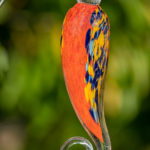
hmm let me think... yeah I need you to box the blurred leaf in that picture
[0,45,9,82]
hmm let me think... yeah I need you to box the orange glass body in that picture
[61,3,110,143]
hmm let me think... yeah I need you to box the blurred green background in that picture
[0,0,150,150]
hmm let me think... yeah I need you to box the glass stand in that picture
[60,137,94,150]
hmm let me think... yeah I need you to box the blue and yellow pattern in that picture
[84,6,110,124]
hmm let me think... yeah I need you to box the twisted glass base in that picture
[60,137,93,150]
[61,136,111,150]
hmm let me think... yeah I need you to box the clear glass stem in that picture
[77,0,101,5]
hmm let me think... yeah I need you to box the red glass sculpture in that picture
[61,0,111,149]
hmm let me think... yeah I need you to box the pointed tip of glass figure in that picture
[77,0,101,5]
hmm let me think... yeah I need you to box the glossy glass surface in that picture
[61,3,111,150]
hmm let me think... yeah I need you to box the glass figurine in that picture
[61,0,111,149]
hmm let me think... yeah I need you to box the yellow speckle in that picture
[85,82,91,102]
[98,32,104,48]
[94,102,97,112]
[88,65,94,77]
[85,82,96,106]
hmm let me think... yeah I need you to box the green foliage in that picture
[0,0,149,150]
